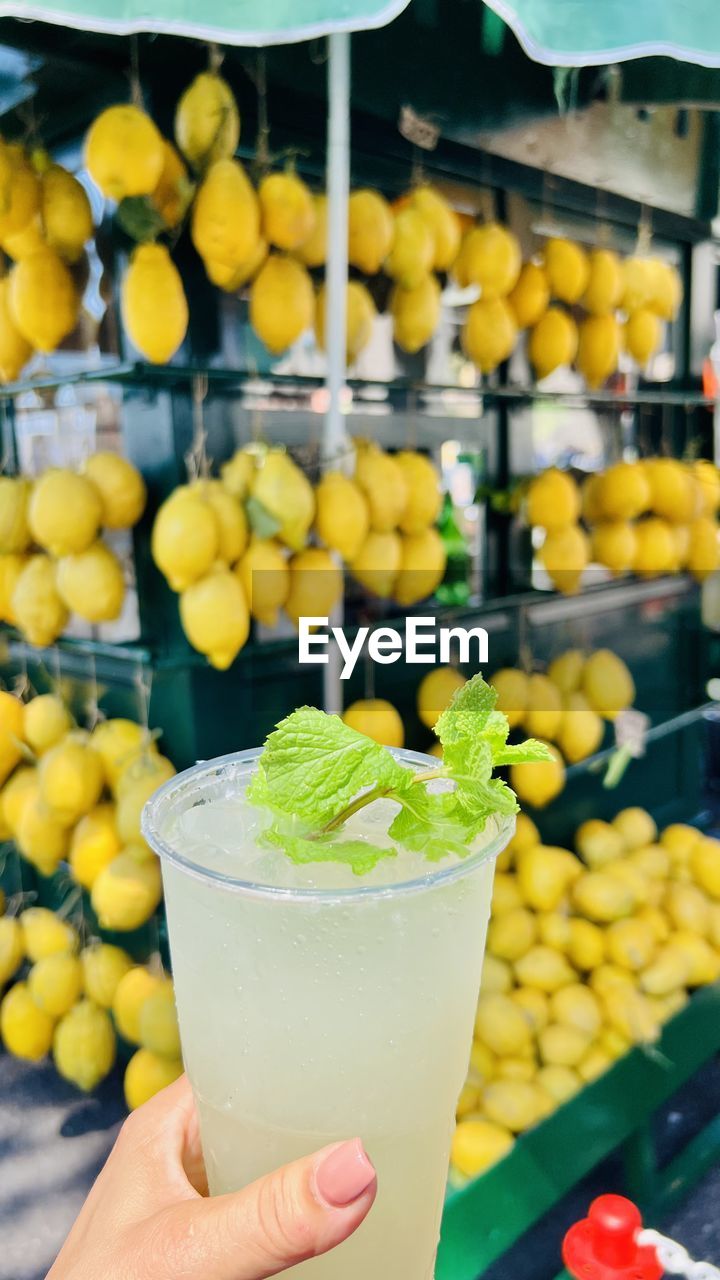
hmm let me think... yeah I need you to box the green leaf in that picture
[262,827,397,877]
[491,739,553,765]
[246,706,412,829]
[245,495,282,540]
[389,789,473,860]
[435,677,497,746]
[116,196,167,243]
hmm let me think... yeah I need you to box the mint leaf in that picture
[246,706,412,829]
[435,678,496,746]
[262,827,397,877]
[389,789,473,860]
[491,740,551,765]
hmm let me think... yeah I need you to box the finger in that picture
[114,1075,207,1209]
[153,1138,377,1280]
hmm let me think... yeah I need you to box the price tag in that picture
[614,708,650,758]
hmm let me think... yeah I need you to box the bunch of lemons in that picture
[0,452,147,645]
[152,439,446,668]
[525,458,720,595]
[0,901,182,1107]
[451,807,720,1182]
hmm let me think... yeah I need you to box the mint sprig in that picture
[248,674,550,875]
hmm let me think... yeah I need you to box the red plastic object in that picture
[562,1195,663,1280]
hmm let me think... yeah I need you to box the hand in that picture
[47,1074,377,1280]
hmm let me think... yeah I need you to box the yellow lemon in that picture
[57,540,125,623]
[152,485,219,591]
[582,249,622,315]
[575,818,624,868]
[417,666,466,730]
[523,673,563,740]
[556,692,604,763]
[482,1080,549,1133]
[85,104,164,199]
[591,521,638,575]
[540,524,589,595]
[0,277,32,382]
[0,917,24,985]
[633,516,678,576]
[606,918,656,971]
[91,719,155,791]
[259,170,316,251]
[191,158,260,269]
[350,529,402,598]
[487,907,537,962]
[8,554,64,641]
[9,247,78,352]
[581,649,635,718]
[516,844,581,911]
[551,984,602,1037]
[28,953,83,1017]
[113,966,163,1043]
[0,690,23,786]
[82,452,146,530]
[527,468,580,531]
[21,908,77,962]
[462,296,517,373]
[294,193,327,267]
[314,472,370,562]
[124,1047,183,1109]
[91,850,162,932]
[510,744,565,809]
[121,243,188,364]
[22,695,71,756]
[490,668,529,729]
[40,165,93,263]
[221,448,256,500]
[451,1118,513,1177]
[543,238,589,304]
[175,71,239,170]
[138,978,181,1058]
[475,993,532,1056]
[528,307,578,379]
[315,281,376,364]
[347,189,394,274]
[180,567,250,669]
[645,458,699,523]
[409,186,460,272]
[390,273,441,353]
[250,254,314,354]
[621,257,657,313]
[572,870,635,922]
[624,308,662,365]
[576,314,620,388]
[81,943,133,1008]
[28,469,102,556]
[150,140,189,229]
[284,547,343,628]
[612,806,657,851]
[455,223,521,296]
[198,480,248,565]
[514,946,577,993]
[384,207,434,288]
[1,981,54,1060]
[115,753,175,843]
[395,451,442,534]
[647,259,683,320]
[567,918,606,971]
[0,476,31,554]
[596,461,651,521]
[354,442,408,533]
[538,1023,592,1068]
[393,527,447,606]
[53,998,116,1091]
[508,261,549,329]
[250,449,315,552]
[38,736,104,827]
[236,537,289,627]
[69,803,121,890]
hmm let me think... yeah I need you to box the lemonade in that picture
[145,749,510,1279]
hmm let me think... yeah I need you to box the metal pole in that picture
[322,31,350,715]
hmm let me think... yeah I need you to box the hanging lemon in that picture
[350,530,402,598]
[0,277,32,382]
[314,472,370,562]
[529,307,578,379]
[508,262,550,329]
[152,485,219,591]
[192,158,261,271]
[543,238,589,304]
[11,554,68,646]
[0,553,26,624]
[342,699,404,748]
[121,243,188,364]
[259,170,316,251]
[85,104,165,200]
[347,189,394,274]
[582,249,622,315]
[91,850,162,931]
[396,451,442,534]
[315,281,376,364]
[294,193,327,267]
[175,71,240,171]
[9,248,78,352]
[236,537,290,627]
[462,297,517,373]
[576,314,620,388]
[354,441,408,533]
[385,207,435,288]
[23,694,71,755]
[0,981,55,1061]
[624,308,662,365]
[390,274,441,354]
[0,158,40,250]
[199,480,248,564]
[57,540,125,623]
[124,1047,183,1109]
[393,527,447,605]
[455,223,521,297]
[53,999,117,1091]
[38,735,104,827]
[284,547,343,627]
[409,186,460,272]
[150,141,190,229]
[179,567,250,669]
[250,449,315,551]
[69,803,121,890]
[28,469,102,556]
[0,476,30,553]
[249,254,314,354]
[82,452,146,529]
[40,165,93,263]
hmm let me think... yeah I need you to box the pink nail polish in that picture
[315,1139,376,1207]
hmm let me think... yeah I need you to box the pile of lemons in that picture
[81,70,683,379]
[0,902,182,1107]
[526,458,720,595]
[0,142,93,383]
[0,688,173,932]
[152,439,445,668]
[0,452,147,645]
[451,807,720,1182]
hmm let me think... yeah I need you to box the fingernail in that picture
[315,1139,376,1207]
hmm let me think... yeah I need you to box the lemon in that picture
[687,516,720,582]
[529,307,578,379]
[91,850,162,931]
[576,314,620,388]
[690,837,720,898]
[456,1082,481,1118]
[198,481,248,565]
[152,486,219,591]
[69,804,120,890]
[606,918,656,971]
[350,530,402,598]
[28,953,83,1017]
[455,223,521,296]
[38,736,104,827]
[661,823,701,859]
[53,998,116,1092]
[0,917,24,984]
[284,547,343,628]
[92,719,154,791]
[124,1047,183,1109]
[22,695,71,755]
[1,981,54,1060]
[0,553,25,623]
[567,918,605,971]
[480,955,513,995]
[487,907,537,962]
[9,247,78,352]
[180,567,251,669]
[669,931,719,986]
[646,458,698,523]
[354,442,408,533]
[40,165,92,263]
[390,274,441,353]
[15,790,69,876]
[664,882,710,935]
[85,104,164,199]
[82,452,146,530]
[81,943,132,1008]
[115,753,175,843]
[648,260,683,320]
[508,261,549,329]
[624,308,662,365]
[612,807,657,851]
[537,1064,581,1105]
[259,169,315,251]
[591,521,637,576]
[29,469,102,557]
[639,943,690,996]
[511,987,548,1034]
[191,159,260,270]
[596,462,650,521]
[0,690,23,787]
[492,872,523,915]
[621,257,656,313]
[543,238,589,304]
[394,527,446,606]
[250,254,315,355]
[582,249,622,315]
[12,554,67,646]
[0,158,40,248]
[384,207,434,288]
[394,451,442,534]
[236,537,289,627]
[572,870,635,922]
[514,945,576,992]
[556,692,603,763]
[21,908,76,963]
[538,1022,591,1068]
[408,186,460,272]
[150,140,189,229]
[692,460,720,516]
[462,296,517,373]
[482,1079,547,1133]
[451,1118,514,1177]
[294,193,327,267]
[490,668,528,729]
[314,472,370,562]
[113,966,162,1043]
[540,524,590,595]
[175,70,239,170]
[121,243,188,365]
[250,449,315,552]
[523,673,563,740]
[468,1039,498,1084]
[0,477,30,555]
[510,744,565,810]
[551,984,602,1037]
[340,699,404,749]
[581,649,635,718]
[57,540,125,623]
[527,468,580,531]
[138,978,181,1058]
[507,812,540,856]
[575,819,624,868]
[315,281,376,364]
[221,448,256,500]
[0,277,32,382]
[537,912,572,951]
[475,993,532,1056]
[636,905,671,943]
[633,516,678,576]
[347,189,394,274]
[417,667,466,730]
[601,985,659,1045]
[206,236,269,289]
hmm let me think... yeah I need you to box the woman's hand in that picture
[47,1073,376,1279]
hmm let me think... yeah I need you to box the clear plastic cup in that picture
[142,747,514,1279]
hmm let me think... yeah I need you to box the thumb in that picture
[158,1138,376,1280]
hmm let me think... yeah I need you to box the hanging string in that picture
[208,41,224,72]
[254,51,271,173]
[185,372,210,479]
[128,34,144,109]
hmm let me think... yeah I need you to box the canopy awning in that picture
[0,0,411,45]
[483,0,720,69]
